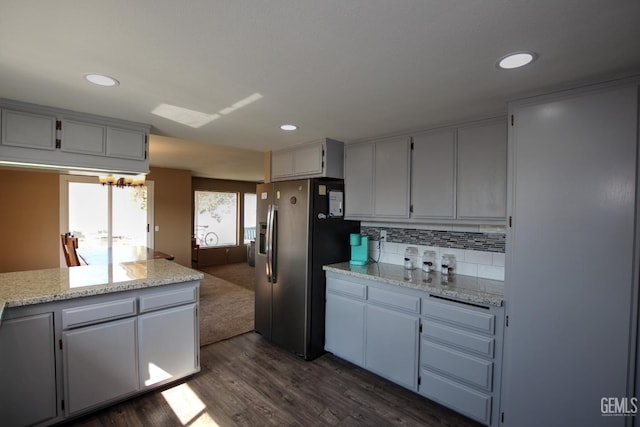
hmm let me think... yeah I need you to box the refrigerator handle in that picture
[266,204,278,283]
[271,206,277,283]
[266,204,273,282]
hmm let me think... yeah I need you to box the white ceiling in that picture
[1,1,640,181]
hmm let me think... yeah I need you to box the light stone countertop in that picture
[324,261,504,307]
[0,259,204,321]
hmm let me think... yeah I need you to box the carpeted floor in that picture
[198,263,255,347]
[200,262,255,292]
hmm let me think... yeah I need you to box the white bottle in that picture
[440,255,450,275]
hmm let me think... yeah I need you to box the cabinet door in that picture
[138,304,199,389]
[411,129,456,219]
[365,304,419,390]
[1,108,57,150]
[325,293,365,366]
[503,85,637,427]
[271,150,294,179]
[61,119,106,155]
[457,119,507,219]
[374,137,410,218]
[293,143,323,176]
[344,142,374,217]
[0,313,58,426]
[64,317,138,415]
[106,126,146,160]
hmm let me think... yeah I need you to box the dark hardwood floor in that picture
[65,332,481,426]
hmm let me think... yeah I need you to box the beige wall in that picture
[192,177,259,267]
[0,168,60,272]
[147,167,192,267]
[0,166,193,273]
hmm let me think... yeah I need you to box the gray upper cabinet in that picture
[374,137,411,218]
[344,117,506,224]
[0,98,150,174]
[411,129,456,219]
[1,108,57,150]
[344,137,410,219]
[344,142,375,217]
[457,119,507,220]
[271,138,344,181]
[61,119,106,155]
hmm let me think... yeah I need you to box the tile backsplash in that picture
[361,223,506,281]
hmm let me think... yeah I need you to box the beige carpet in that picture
[199,272,255,347]
[200,262,255,292]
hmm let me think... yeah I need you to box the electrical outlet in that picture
[380,230,387,241]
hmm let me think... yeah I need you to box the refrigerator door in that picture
[254,183,273,338]
[271,180,310,356]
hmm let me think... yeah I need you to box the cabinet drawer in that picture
[423,320,494,358]
[62,298,137,329]
[139,284,198,313]
[422,298,494,333]
[368,286,420,313]
[421,339,493,390]
[419,368,491,425]
[326,278,366,300]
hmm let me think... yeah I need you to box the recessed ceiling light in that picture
[280,124,297,131]
[496,52,537,70]
[84,73,120,87]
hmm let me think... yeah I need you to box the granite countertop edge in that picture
[323,262,504,307]
[0,260,205,323]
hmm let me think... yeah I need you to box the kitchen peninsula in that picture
[0,259,203,427]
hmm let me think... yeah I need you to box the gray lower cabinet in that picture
[324,272,503,426]
[419,297,502,426]
[138,304,199,389]
[365,304,419,390]
[63,317,139,415]
[0,281,200,426]
[325,293,365,366]
[0,313,58,427]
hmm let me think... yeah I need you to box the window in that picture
[60,176,153,257]
[194,191,237,247]
[243,193,256,243]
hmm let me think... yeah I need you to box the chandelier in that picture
[98,174,146,188]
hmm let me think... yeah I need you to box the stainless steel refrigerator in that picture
[255,178,360,360]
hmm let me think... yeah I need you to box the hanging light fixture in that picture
[98,174,146,188]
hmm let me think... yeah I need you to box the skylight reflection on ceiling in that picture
[152,93,263,128]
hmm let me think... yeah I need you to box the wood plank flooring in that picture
[65,332,481,426]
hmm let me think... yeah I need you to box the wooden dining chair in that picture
[61,234,85,267]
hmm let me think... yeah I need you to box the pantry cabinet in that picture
[502,81,639,427]
[344,136,411,219]
[0,98,149,173]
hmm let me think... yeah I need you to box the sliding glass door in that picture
[61,176,153,256]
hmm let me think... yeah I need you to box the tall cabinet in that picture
[501,82,639,426]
